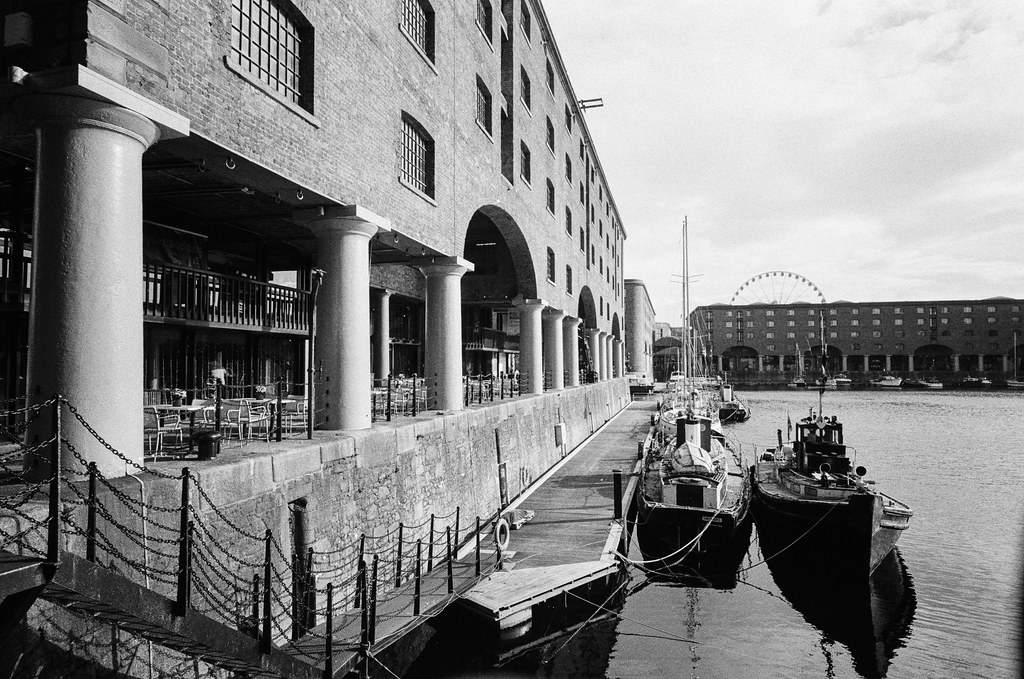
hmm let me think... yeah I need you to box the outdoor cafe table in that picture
[151,404,206,452]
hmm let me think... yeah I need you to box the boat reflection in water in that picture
[635,516,753,590]
[759,529,917,679]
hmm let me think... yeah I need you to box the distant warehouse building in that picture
[694,297,1024,380]
[624,279,656,378]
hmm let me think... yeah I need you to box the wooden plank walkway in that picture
[462,400,658,626]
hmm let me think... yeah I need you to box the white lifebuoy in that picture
[493,516,511,551]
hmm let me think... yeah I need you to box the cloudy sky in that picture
[543,1,1024,324]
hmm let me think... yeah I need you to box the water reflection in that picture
[635,517,753,590]
[760,539,917,679]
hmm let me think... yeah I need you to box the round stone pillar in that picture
[757,355,764,373]
[977,355,984,371]
[587,328,601,382]
[416,257,473,410]
[841,355,848,372]
[542,309,565,391]
[563,316,581,387]
[908,355,915,372]
[598,331,609,381]
[952,354,960,372]
[308,213,385,430]
[19,95,159,478]
[372,288,392,384]
[517,299,546,394]
[612,338,622,378]
[885,355,892,372]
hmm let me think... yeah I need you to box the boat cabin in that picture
[658,415,727,510]
[793,416,851,476]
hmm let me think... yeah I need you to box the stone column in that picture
[19,95,160,478]
[953,354,960,371]
[598,331,609,380]
[1002,355,1008,373]
[517,299,546,394]
[587,328,601,382]
[977,355,984,371]
[563,316,581,387]
[885,355,892,372]
[864,357,871,373]
[371,288,392,384]
[304,206,390,430]
[542,308,565,391]
[417,257,474,409]
[606,334,614,379]
[613,339,623,378]
[718,355,725,372]
[908,355,915,372]
[757,355,764,373]
[841,355,848,372]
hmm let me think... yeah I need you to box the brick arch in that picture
[611,313,621,339]
[460,206,538,302]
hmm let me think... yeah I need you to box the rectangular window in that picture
[787,332,795,339]
[766,310,774,316]
[520,0,531,41]
[829,331,838,338]
[766,332,774,338]
[546,116,554,152]
[851,320,859,326]
[963,306,972,313]
[401,114,434,196]
[579,228,584,252]
[917,318,925,325]
[894,318,903,325]
[872,331,881,337]
[477,0,492,41]
[767,321,775,327]
[565,154,572,183]
[964,317,973,324]
[231,0,309,107]
[787,320,795,327]
[520,67,531,109]
[546,179,555,213]
[475,77,492,134]
[546,248,555,282]
[566,265,573,294]
[565,103,572,132]
[401,0,434,60]
[787,310,795,316]
[850,331,859,338]
[520,142,531,184]
[565,207,572,235]
[546,59,554,94]
[872,319,881,326]
[872,308,880,314]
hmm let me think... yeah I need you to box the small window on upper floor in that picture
[521,1,532,41]
[520,67,531,109]
[476,77,492,135]
[578,181,584,205]
[545,116,554,152]
[230,0,313,110]
[476,0,492,43]
[564,153,572,183]
[578,138,584,160]
[520,142,531,184]
[566,265,573,294]
[565,206,572,235]
[579,227,585,252]
[400,113,434,198]
[545,178,555,214]
[401,0,435,62]
[565,103,573,132]
[546,247,555,282]
[546,58,555,94]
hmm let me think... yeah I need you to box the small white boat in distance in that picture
[870,375,903,389]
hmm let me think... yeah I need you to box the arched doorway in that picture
[913,344,954,372]
[577,286,598,381]
[461,207,537,376]
[722,346,758,373]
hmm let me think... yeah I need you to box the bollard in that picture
[637,441,644,460]
[414,539,422,615]
[395,522,404,587]
[613,469,623,520]
[446,527,454,593]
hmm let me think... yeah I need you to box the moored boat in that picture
[752,411,913,575]
[717,382,750,423]
[902,377,943,390]
[637,414,751,567]
[833,373,853,388]
[959,375,992,388]
[869,375,903,388]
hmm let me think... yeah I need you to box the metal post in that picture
[414,539,422,616]
[304,547,315,632]
[494,519,503,570]
[500,375,505,400]
[291,552,301,641]
[215,383,222,433]
[412,373,418,416]
[47,397,61,563]
[323,583,334,679]
[358,558,368,666]
[637,441,644,460]
[477,375,483,404]
[175,468,191,615]
[475,517,481,576]
[249,575,260,639]
[86,462,97,563]
[276,382,283,442]
[261,529,272,654]
[464,376,469,406]
[386,374,392,422]
[613,469,623,520]
[490,376,495,401]
[369,555,379,645]
[395,522,404,587]
[427,514,435,572]
[454,507,460,549]
[446,527,454,594]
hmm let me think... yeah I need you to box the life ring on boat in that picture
[493,516,511,551]
[816,416,826,430]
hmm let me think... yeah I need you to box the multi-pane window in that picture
[230,0,309,107]
[400,114,434,196]
[476,77,492,134]
[520,142,531,184]
[566,265,573,294]
[520,67,531,109]
[545,179,555,213]
[546,117,554,151]
[579,227,585,252]
[546,248,555,282]
[565,154,572,182]
[565,104,572,132]
[546,59,555,94]
[565,207,572,234]
[476,0,492,41]
[401,0,435,61]
[521,1,531,41]
[578,182,584,205]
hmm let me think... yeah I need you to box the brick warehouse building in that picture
[623,278,655,378]
[695,297,1024,383]
[0,0,628,476]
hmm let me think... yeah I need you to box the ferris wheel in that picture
[730,271,826,305]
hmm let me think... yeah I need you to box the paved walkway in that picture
[503,399,658,570]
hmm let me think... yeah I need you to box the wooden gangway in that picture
[461,400,658,632]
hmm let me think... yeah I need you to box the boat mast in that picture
[819,309,826,414]
[681,216,690,382]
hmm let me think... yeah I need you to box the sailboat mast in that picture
[681,216,689,381]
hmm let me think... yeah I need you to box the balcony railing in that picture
[463,327,519,352]
[144,263,310,333]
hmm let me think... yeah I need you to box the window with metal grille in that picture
[546,179,555,213]
[566,265,573,294]
[476,77,492,134]
[477,0,492,42]
[402,0,435,61]
[230,0,310,108]
[520,142,531,184]
[521,67,531,109]
[401,114,434,197]
[546,248,555,282]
